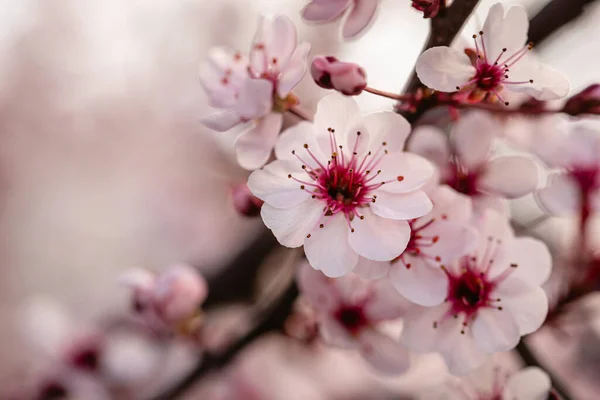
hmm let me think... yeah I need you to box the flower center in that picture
[447,164,480,196]
[570,166,600,194]
[474,63,505,91]
[334,305,368,334]
[39,381,68,400]
[70,346,100,371]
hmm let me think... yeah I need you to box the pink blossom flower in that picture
[311,55,367,95]
[416,3,569,104]
[354,185,479,307]
[120,264,208,331]
[301,0,379,40]
[401,210,551,375]
[199,15,311,170]
[248,94,434,276]
[297,263,410,373]
[535,123,600,217]
[408,111,539,215]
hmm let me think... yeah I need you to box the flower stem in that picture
[288,106,312,121]
[363,86,411,101]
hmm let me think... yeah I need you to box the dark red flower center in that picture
[70,347,100,371]
[334,305,368,334]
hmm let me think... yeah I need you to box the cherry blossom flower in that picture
[401,210,552,375]
[416,3,570,104]
[301,0,379,40]
[248,94,434,276]
[535,123,600,217]
[297,263,410,373]
[421,365,552,400]
[311,55,367,95]
[408,111,539,215]
[199,15,311,169]
[120,264,208,333]
[353,185,479,307]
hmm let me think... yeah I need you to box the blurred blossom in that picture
[200,15,311,170]
[563,84,600,116]
[301,0,379,40]
[248,94,434,276]
[297,264,410,374]
[310,55,367,95]
[231,182,264,217]
[409,112,539,215]
[416,3,570,104]
[401,210,551,375]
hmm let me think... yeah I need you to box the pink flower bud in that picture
[231,182,264,217]
[411,0,441,18]
[563,84,600,116]
[310,56,367,96]
[152,264,208,323]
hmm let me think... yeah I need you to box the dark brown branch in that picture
[151,281,299,400]
[528,0,598,46]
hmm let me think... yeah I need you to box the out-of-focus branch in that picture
[151,281,299,400]
[528,0,598,46]
[516,340,574,400]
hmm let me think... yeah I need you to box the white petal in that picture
[277,42,311,98]
[296,263,339,312]
[274,121,326,168]
[260,200,323,248]
[425,220,479,263]
[389,256,448,307]
[301,0,351,22]
[266,15,298,69]
[363,280,409,320]
[201,110,241,132]
[119,268,156,290]
[502,287,548,335]
[313,93,361,155]
[535,173,579,215]
[472,194,510,216]
[319,316,359,348]
[415,47,475,93]
[428,185,473,222]
[494,237,552,287]
[235,113,283,170]
[509,61,570,101]
[452,111,497,170]
[358,329,410,374]
[407,126,451,171]
[348,208,410,261]
[471,308,520,353]
[482,4,528,61]
[247,159,309,208]
[341,0,378,39]
[439,331,489,375]
[21,297,74,358]
[234,78,273,119]
[371,190,433,220]
[304,213,358,277]
[364,112,411,153]
[479,156,539,199]
[375,153,435,194]
[502,367,551,400]
[400,304,451,352]
[353,257,389,280]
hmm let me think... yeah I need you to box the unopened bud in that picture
[231,182,264,217]
[153,264,208,324]
[411,0,442,18]
[562,84,600,116]
[310,56,367,96]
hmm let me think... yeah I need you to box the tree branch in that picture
[528,0,598,46]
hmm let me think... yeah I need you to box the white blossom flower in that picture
[199,15,311,169]
[354,185,479,307]
[248,94,434,276]
[408,111,539,215]
[297,263,410,374]
[416,3,569,104]
[401,210,551,375]
[301,0,379,40]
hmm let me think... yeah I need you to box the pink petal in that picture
[471,308,520,353]
[301,0,351,23]
[452,111,497,170]
[235,113,283,170]
[277,42,312,98]
[358,329,410,374]
[479,156,539,199]
[348,207,410,261]
[375,153,435,194]
[503,367,551,400]
[201,110,242,132]
[247,159,309,209]
[472,194,510,216]
[119,268,156,291]
[364,112,411,153]
[407,126,451,171]
[535,172,579,215]
[400,303,452,352]
[274,121,326,168]
[439,329,488,375]
[508,59,570,101]
[424,220,479,263]
[428,185,473,222]
[482,4,528,63]
[415,46,475,93]
[319,316,359,348]
[260,200,323,248]
[493,237,552,288]
[363,280,409,320]
[267,15,298,70]
[389,255,448,307]
[153,264,208,323]
[296,263,339,312]
[502,287,548,335]
[313,93,361,156]
[341,0,379,39]
[234,78,273,119]
[370,190,433,220]
[353,257,389,280]
[304,213,358,277]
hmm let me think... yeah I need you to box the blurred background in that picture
[0,0,599,398]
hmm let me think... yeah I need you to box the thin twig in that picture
[364,86,410,101]
[288,106,312,121]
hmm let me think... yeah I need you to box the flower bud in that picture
[310,56,367,96]
[562,84,600,116]
[231,182,264,217]
[152,264,208,323]
[411,0,441,18]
